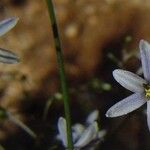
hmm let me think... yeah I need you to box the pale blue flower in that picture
[106,40,150,131]
[57,110,106,150]
[0,17,19,63]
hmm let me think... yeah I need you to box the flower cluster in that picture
[106,40,150,131]
[57,110,106,150]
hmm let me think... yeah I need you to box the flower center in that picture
[143,84,150,99]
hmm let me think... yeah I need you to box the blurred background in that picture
[0,0,149,149]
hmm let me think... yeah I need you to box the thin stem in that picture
[7,112,36,138]
[45,0,73,150]
[43,97,54,120]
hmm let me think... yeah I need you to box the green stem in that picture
[45,0,73,149]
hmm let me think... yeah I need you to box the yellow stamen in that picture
[143,84,150,99]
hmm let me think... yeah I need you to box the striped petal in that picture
[58,117,67,147]
[147,101,150,131]
[139,40,150,82]
[0,48,19,64]
[0,17,19,36]
[113,69,146,93]
[106,93,146,117]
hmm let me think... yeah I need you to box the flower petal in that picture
[86,110,99,124]
[72,124,85,142]
[58,117,67,147]
[0,48,19,64]
[98,130,106,139]
[0,17,19,37]
[74,122,98,148]
[113,69,146,93]
[106,93,146,117]
[139,40,150,82]
[147,101,150,131]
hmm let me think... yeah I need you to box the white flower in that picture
[57,110,106,150]
[0,17,19,63]
[106,40,150,131]
[86,110,99,125]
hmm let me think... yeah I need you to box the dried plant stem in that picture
[45,0,73,149]
[7,112,36,138]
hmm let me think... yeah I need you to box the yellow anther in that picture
[143,84,150,99]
